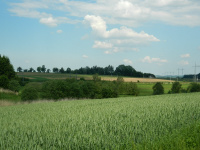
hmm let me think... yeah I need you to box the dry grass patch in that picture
[101,77,173,83]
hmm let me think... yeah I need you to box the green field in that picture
[1,93,200,149]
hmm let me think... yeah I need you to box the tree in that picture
[28,67,34,72]
[37,66,42,73]
[0,75,9,89]
[47,69,51,73]
[59,67,65,73]
[17,67,22,72]
[66,67,71,73]
[127,82,139,96]
[21,87,38,101]
[171,82,182,93]
[152,82,164,95]
[0,55,16,80]
[187,83,200,93]
[53,67,59,73]
[8,80,21,92]
[41,65,46,73]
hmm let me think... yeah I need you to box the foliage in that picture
[8,80,21,92]
[152,82,164,95]
[171,82,182,93]
[42,80,70,100]
[93,73,101,82]
[126,82,139,96]
[20,64,156,78]
[187,83,200,92]
[21,87,38,101]
[17,67,22,72]
[0,75,9,89]
[0,55,16,80]
[1,93,200,149]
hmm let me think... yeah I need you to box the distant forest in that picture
[183,73,200,79]
[17,64,155,78]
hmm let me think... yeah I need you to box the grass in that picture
[137,82,189,96]
[17,72,172,83]
[0,93,200,149]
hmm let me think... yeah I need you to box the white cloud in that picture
[123,59,133,65]
[93,41,113,49]
[82,55,88,58]
[40,17,58,27]
[8,0,200,27]
[142,56,168,63]
[178,60,189,65]
[57,30,63,33]
[84,15,159,53]
[181,53,190,58]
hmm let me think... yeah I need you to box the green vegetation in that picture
[152,82,164,95]
[21,87,39,101]
[0,93,200,149]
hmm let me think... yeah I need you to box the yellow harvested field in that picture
[101,77,174,83]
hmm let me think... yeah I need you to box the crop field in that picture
[17,72,172,83]
[1,93,200,149]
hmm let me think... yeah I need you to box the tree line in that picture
[17,64,155,78]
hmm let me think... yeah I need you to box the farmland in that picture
[1,93,200,149]
[17,72,172,83]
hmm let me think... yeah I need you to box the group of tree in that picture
[152,81,200,95]
[21,75,139,101]
[183,74,200,79]
[17,64,155,78]
[0,55,21,92]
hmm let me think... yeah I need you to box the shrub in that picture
[42,80,70,100]
[93,74,101,82]
[0,75,9,89]
[127,82,139,96]
[21,87,38,101]
[8,80,21,92]
[187,83,200,93]
[171,82,182,93]
[152,82,164,95]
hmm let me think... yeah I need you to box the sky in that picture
[0,0,200,75]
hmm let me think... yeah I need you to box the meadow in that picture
[17,72,171,83]
[0,93,200,149]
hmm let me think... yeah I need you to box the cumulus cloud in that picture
[181,53,190,58]
[93,41,113,49]
[123,59,133,65]
[84,15,159,53]
[40,17,58,27]
[142,56,168,63]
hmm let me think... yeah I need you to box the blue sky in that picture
[1,0,200,75]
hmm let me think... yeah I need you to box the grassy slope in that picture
[0,93,200,149]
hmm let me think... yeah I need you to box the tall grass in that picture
[0,93,200,149]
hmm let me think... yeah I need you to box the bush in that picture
[93,74,101,82]
[126,82,139,96]
[0,75,9,89]
[8,80,21,92]
[171,82,182,93]
[187,83,200,93]
[21,87,38,101]
[42,80,70,100]
[153,82,164,95]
